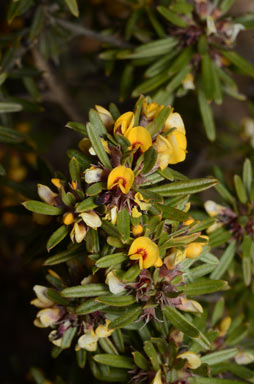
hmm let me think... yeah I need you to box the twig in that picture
[55,18,133,49]
[31,47,84,122]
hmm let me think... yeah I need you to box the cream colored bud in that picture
[177,298,203,313]
[152,370,162,384]
[78,330,98,351]
[170,329,184,344]
[204,200,225,217]
[95,105,114,129]
[177,351,201,369]
[49,330,62,347]
[106,271,125,294]
[36,308,62,327]
[164,248,186,268]
[183,73,195,90]
[70,222,87,243]
[89,146,96,156]
[30,285,54,308]
[80,211,102,229]
[235,352,254,365]
[37,184,57,205]
[84,168,103,184]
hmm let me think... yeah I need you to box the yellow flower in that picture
[218,316,232,337]
[132,224,143,236]
[164,112,185,134]
[164,248,186,268]
[125,126,152,153]
[142,101,163,120]
[131,206,142,218]
[177,351,201,369]
[114,112,134,135]
[165,130,187,164]
[186,236,208,259]
[107,166,134,194]
[154,134,173,171]
[63,212,75,225]
[128,237,162,269]
[134,192,151,211]
[95,320,114,338]
[104,206,118,224]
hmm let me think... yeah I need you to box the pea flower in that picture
[95,105,114,130]
[185,236,208,259]
[78,320,114,352]
[114,111,134,135]
[35,307,63,328]
[128,236,162,269]
[142,101,163,120]
[106,271,126,294]
[107,165,134,194]
[125,126,152,152]
[176,298,203,313]
[132,224,144,236]
[30,285,54,308]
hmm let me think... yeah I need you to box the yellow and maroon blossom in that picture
[128,237,162,269]
[107,165,134,194]
[125,126,152,153]
[114,111,134,135]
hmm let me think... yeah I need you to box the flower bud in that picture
[36,308,62,327]
[204,200,225,217]
[177,351,201,369]
[80,211,102,229]
[37,184,57,205]
[49,330,62,347]
[132,224,143,236]
[95,105,114,130]
[63,212,75,225]
[84,167,103,184]
[70,222,87,243]
[235,352,254,365]
[106,271,125,294]
[30,285,54,308]
[95,320,114,338]
[164,248,186,268]
[177,298,203,313]
[218,316,231,337]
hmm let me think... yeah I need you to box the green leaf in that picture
[69,157,81,184]
[146,6,166,38]
[66,149,91,169]
[179,278,228,295]
[235,13,254,29]
[242,158,252,197]
[144,341,161,371]
[101,221,121,237]
[96,295,136,307]
[166,65,191,94]
[210,240,236,279]
[64,0,79,17]
[76,349,87,368]
[47,225,69,251]
[109,307,142,329]
[142,146,158,175]
[44,245,82,266]
[29,5,45,40]
[0,102,23,113]
[66,121,87,135]
[198,87,216,141]
[117,208,130,241]
[86,182,104,196]
[61,327,77,349]
[23,201,63,215]
[93,354,135,369]
[119,37,178,59]
[146,106,171,136]
[96,253,127,268]
[157,6,188,27]
[220,50,254,77]
[0,126,25,144]
[120,64,134,101]
[201,54,214,101]
[87,122,112,169]
[75,197,97,212]
[201,348,238,365]
[76,299,107,315]
[234,175,247,204]
[215,182,235,205]
[89,109,107,135]
[162,306,200,337]
[242,257,251,286]
[62,284,109,298]
[212,297,225,326]
[145,51,178,78]
[99,337,119,355]
[161,206,189,221]
[46,288,69,306]
[132,351,150,370]
[132,70,171,97]
[168,46,193,75]
[148,177,217,196]
[208,228,232,248]
[189,377,246,384]
[220,0,236,15]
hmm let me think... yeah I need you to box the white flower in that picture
[106,271,125,294]
[36,308,62,328]
[37,184,57,205]
[78,330,99,351]
[30,285,54,308]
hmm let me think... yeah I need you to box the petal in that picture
[125,126,152,153]
[37,184,57,205]
[165,112,185,134]
[107,166,134,194]
[167,131,187,164]
[32,285,54,307]
[177,351,201,369]
[114,112,134,135]
[106,271,126,295]
[80,211,102,229]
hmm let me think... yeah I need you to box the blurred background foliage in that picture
[0,0,254,383]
